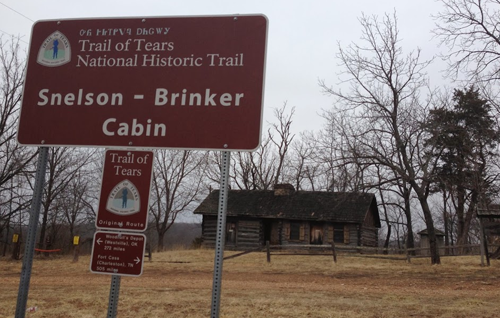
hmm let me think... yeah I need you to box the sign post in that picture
[210,151,230,318]
[15,147,48,318]
[107,275,121,318]
[90,149,152,317]
[17,14,267,318]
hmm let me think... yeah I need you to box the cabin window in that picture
[290,221,301,241]
[333,224,344,244]
[226,222,237,244]
[333,224,350,244]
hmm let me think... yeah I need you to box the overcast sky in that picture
[1,0,448,134]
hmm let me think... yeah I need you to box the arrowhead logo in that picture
[37,31,71,67]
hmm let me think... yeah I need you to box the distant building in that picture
[194,184,381,250]
[417,229,445,256]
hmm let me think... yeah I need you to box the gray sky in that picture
[1,0,448,134]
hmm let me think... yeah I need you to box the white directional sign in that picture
[90,231,146,277]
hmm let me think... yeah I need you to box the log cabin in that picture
[194,184,381,250]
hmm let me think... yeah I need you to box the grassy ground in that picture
[1,249,500,317]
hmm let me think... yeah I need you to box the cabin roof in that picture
[417,229,446,236]
[194,190,381,227]
[477,207,500,217]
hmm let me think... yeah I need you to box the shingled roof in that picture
[194,189,381,227]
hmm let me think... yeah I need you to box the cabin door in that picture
[270,222,280,244]
[310,225,324,245]
[226,222,237,245]
[263,220,280,245]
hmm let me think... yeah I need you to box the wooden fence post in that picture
[146,244,152,262]
[72,244,80,263]
[12,240,21,260]
[331,242,337,263]
[266,241,271,263]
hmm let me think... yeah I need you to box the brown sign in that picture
[95,150,153,232]
[18,15,268,150]
[90,231,146,276]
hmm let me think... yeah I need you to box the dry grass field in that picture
[1,249,500,318]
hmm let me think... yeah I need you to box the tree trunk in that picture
[418,196,441,264]
[157,231,166,252]
[2,213,10,257]
[383,224,391,255]
[403,186,415,254]
[443,190,450,255]
[456,184,466,254]
[38,204,50,251]
[457,190,478,253]
[69,226,74,250]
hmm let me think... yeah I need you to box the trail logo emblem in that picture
[37,31,71,67]
[106,180,140,215]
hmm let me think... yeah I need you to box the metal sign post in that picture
[107,275,121,318]
[16,13,266,318]
[210,151,230,318]
[15,147,49,318]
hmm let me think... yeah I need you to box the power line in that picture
[0,29,29,44]
[0,2,35,22]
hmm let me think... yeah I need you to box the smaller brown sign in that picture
[90,231,146,276]
[95,150,153,232]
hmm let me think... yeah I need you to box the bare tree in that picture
[320,105,418,251]
[317,111,375,193]
[269,103,295,185]
[36,148,96,251]
[55,168,97,248]
[434,0,500,112]
[0,36,36,184]
[0,175,31,255]
[320,12,442,264]
[231,137,278,190]
[206,103,295,191]
[0,36,37,252]
[284,131,321,191]
[149,150,208,251]
[434,0,500,85]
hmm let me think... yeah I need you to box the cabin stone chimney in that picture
[273,183,295,196]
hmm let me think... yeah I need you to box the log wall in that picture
[201,216,378,249]
[360,226,379,247]
[201,216,218,247]
[237,220,261,249]
[201,216,262,249]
